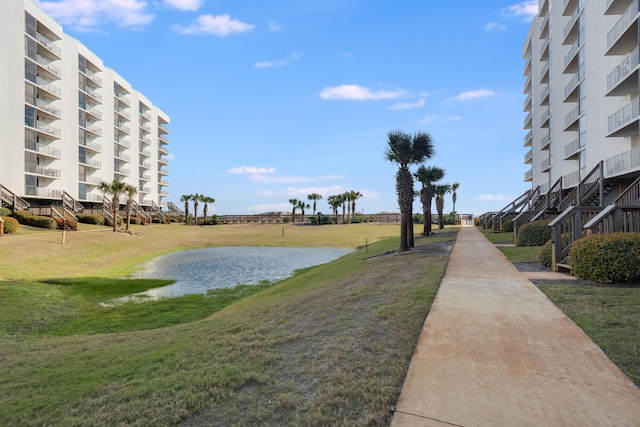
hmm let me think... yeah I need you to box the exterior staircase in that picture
[150,201,167,223]
[167,201,184,221]
[0,184,30,211]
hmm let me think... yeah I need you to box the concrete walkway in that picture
[391,226,640,427]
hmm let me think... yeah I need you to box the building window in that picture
[25,12,36,38]
[25,59,36,83]
[25,105,36,128]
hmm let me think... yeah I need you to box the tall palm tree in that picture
[327,195,343,222]
[202,196,215,224]
[451,182,460,215]
[385,129,435,251]
[124,184,137,231]
[180,194,192,225]
[435,184,452,229]
[289,198,299,223]
[100,180,127,232]
[415,165,445,236]
[308,193,322,216]
[349,190,363,219]
[297,200,310,222]
[192,193,201,225]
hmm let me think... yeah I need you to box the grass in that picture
[498,246,541,263]
[479,227,515,244]
[0,223,454,425]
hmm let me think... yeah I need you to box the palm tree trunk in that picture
[408,204,415,247]
[399,212,409,252]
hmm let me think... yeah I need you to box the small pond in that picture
[127,246,353,299]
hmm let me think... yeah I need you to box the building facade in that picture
[523,0,639,193]
[0,0,170,210]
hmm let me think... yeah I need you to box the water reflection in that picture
[128,246,352,299]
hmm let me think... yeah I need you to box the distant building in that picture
[0,0,170,211]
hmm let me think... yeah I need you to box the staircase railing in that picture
[549,206,604,272]
[51,206,78,231]
[584,176,640,236]
[151,201,166,223]
[62,191,83,213]
[492,189,532,233]
[102,196,122,227]
[0,184,30,211]
[130,199,151,225]
[558,161,604,211]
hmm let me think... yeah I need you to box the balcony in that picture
[524,149,533,164]
[159,179,169,186]
[540,61,550,83]
[158,145,169,155]
[524,93,532,112]
[82,69,102,87]
[524,130,533,147]
[115,93,131,107]
[140,111,152,121]
[115,108,131,120]
[79,175,102,185]
[35,54,61,78]
[79,158,102,169]
[606,47,639,96]
[159,167,169,176]
[606,0,635,15]
[82,141,102,153]
[84,106,102,120]
[114,152,131,162]
[35,32,61,59]
[540,85,550,106]
[563,39,582,74]
[25,187,62,198]
[541,132,552,150]
[564,136,584,159]
[540,107,550,128]
[563,0,582,16]
[140,148,151,157]
[606,0,639,55]
[36,77,61,98]
[523,56,532,77]
[141,161,152,169]
[159,135,170,145]
[25,163,61,178]
[608,97,640,136]
[158,123,169,134]
[141,124,152,133]
[563,170,580,188]
[35,120,61,138]
[140,174,151,181]
[605,146,640,177]
[114,167,131,177]
[563,4,583,44]
[139,186,152,194]
[82,123,102,136]
[524,168,533,182]
[564,65,584,102]
[541,157,552,172]
[159,157,169,165]
[32,98,61,118]
[564,104,582,130]
[82,87,103,103]
[115,123,130,135]
[114,138,131,149]
[539,39,550,61]
[524,112,532,129]
[25,140,61,158]
[539,14,549,39]
[140,136,152,145]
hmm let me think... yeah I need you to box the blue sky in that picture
[36,0,538,215]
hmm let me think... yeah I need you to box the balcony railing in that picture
[114,138,131,148]
[524,112,532,128]
[605,146,640,177]
[159,179,169,186]
[141,174,151,181]
[564,136,583,159]
[160,190,169,197]
[542,157,552,171]
[83,123,102,136]
[115,93,131,106]
[563,170,580,188]
[82,141,102,152]
[608,97,640,134]
[158,145,169,155]
[35,98,61,117]
[607,0,639,49]
[140,111,152,121]
[36,77,61,98]
[140,149,151,157]
[524,149,533,163]
[25,140,61,158]
[85,106,102,119]
[80,158,102,168]
[25,187,62,198]
[114,167,131,176]
[36,54,61,77]
[115,152,131,162]
[36,32,61,58]
[159,135,169,145]
[83,69,102,86]
[115,123,130,134]
[607,47,639,92]
[25,163,61,178]
[83,87,103,102]
[36,120,61,138]
[115,108,131,120]
[541,133,551,149]
[564,105,581,129]
[158,124,169,134]
[524,169,533,181]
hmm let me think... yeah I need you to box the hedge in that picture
[11,210,57,229]
[517,220,551,247]
[1,216,19,234]
[537,240,552,268]
[77,214,105,225]
[0,207,11,216]
[569,232,640,283]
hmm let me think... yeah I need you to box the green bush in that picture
[310,214,334,225]
[31,215,57,229]
[1,216,19,233]
[77,214,105,225]
[12,209,33,224]
[151,217,162,224]
[502,219,514,233]
[517,220,551,247]
[0,207,11,216]
[129,217,140,225]
[538,240,552,268]
[413,214,424,224]
[569,233,640,283]
[349,215,369,224]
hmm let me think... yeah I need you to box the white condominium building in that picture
[0,0,170,211]
[523,0,638,194]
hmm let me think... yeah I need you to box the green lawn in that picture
[0,226,454,426]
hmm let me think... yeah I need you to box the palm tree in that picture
[327,195,343,223]
[289,198,299,223]
[99,180,127,232]
[349,190,363,219]
[341,193,348,223]
[202,196,215,224]
[180,194,192,224]
[124,184,137,231]
[435,184,452,229]
[297,200,310,222]
[308,193,322,216]
[451,182,460,215]
[415,165,445,236]
[192,193,201,225]
[385,130,435,251]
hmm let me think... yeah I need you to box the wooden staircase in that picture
[150,201,167,223]
[0,184,30,211]
[51,206,78,231]
[167,201,184,221]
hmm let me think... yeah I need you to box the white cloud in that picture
[477,194,511,202]
[254,53,302,69]
[388,99,426,110]
[164,0,202,11]
[445,115,463,122]
[419,115,438,124]
[35,0,153,30]
[319,85,407,101]
[173,14,255,36]
[450,89,496,101]
[505,1,538,21]
[418,115,462,124]
[267,20,282,31]
[227,166,276,175]
[249,175,342,184]
[485,22,507,31]
[246,203,291,214]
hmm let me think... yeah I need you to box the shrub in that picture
[349,215,369,224]
[0,207,11,216]
[569,233,640,283]
[151,217,162,224]
[129,217,140,225]
[413,214,424,224]
[12,209,33,224]
[31,215,57,229]
[77,214,105,225]
[538,240,552,268]
[517,220,551,247]
[502,219,514,233]
[1,216,19,233]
